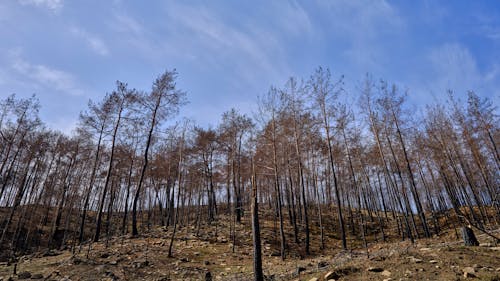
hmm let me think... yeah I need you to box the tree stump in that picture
[205,271,212,281]
[461,226,479,246]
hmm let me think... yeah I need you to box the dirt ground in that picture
[0,216,499,281]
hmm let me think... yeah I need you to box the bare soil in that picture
[0,214,499,281]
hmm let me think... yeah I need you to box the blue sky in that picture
[1,0,499,133]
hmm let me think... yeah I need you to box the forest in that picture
[0,68,498,280]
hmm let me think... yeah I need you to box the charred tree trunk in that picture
[250,158,264,281]
[461,226,479,246]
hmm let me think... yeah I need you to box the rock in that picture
[409,256,423,263]
[308,278,318,281]
[71,257,83,265]
[367,267,384,272]
[324,271,337,280]
[464,271,476,278]
[31,273,43,279]
[419,247,432,251]
[17,271,31,279]
[383,279,392,281]
[264,274,275,280]
[370,256,386,261]
[317,261,329,268]
[109,260,118,265]
[463,267,475,273]
[463,267,476,278]
[429,260,438,264]
[133,260,149,268]
[381,270,391,277]
[496,267,500,272]
[296,267,306,275]
[42,250,60,257]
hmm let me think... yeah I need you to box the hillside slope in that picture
[1,214,499,281]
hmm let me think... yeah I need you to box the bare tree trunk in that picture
[95,99,124,241]
[168,131,185,257]
[132,95,161,237]
[79,123,105,244]
[461,226,479,246]
[250,158,264,281]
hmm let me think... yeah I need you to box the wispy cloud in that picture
[318,0,404,73]
[70,27,109,56]
[420,43,500,104]
[277,1,314,36]
[111,13,143,35]
[18,0,63,12]
[483,25,500,41]
[429,44,482,92]
[163,3,291,86]
[9,50,83,96]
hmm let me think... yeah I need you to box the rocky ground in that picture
[0,216,499,281]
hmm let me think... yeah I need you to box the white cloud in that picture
[419,43,500,105]
[70,27,109,56]
[164,3,291,86]
[317,0,404,74]
[111,13,143,35]
[9,50,83,96]
[484,26,500,41]
[319,0,403,34]
[46,116,78,135]
[18,0,63,12]
[428,44,482,92]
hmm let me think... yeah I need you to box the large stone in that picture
[296,266,306,275]
[31,273,43,279]
[17,271,31,279]
[409,256,423,263]
[463,267,476,278]
[317,261,329,268]
[367,267,384,272]
[381,270,391,277]
[324,271,337,280]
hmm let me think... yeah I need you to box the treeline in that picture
[0,68,498,258]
